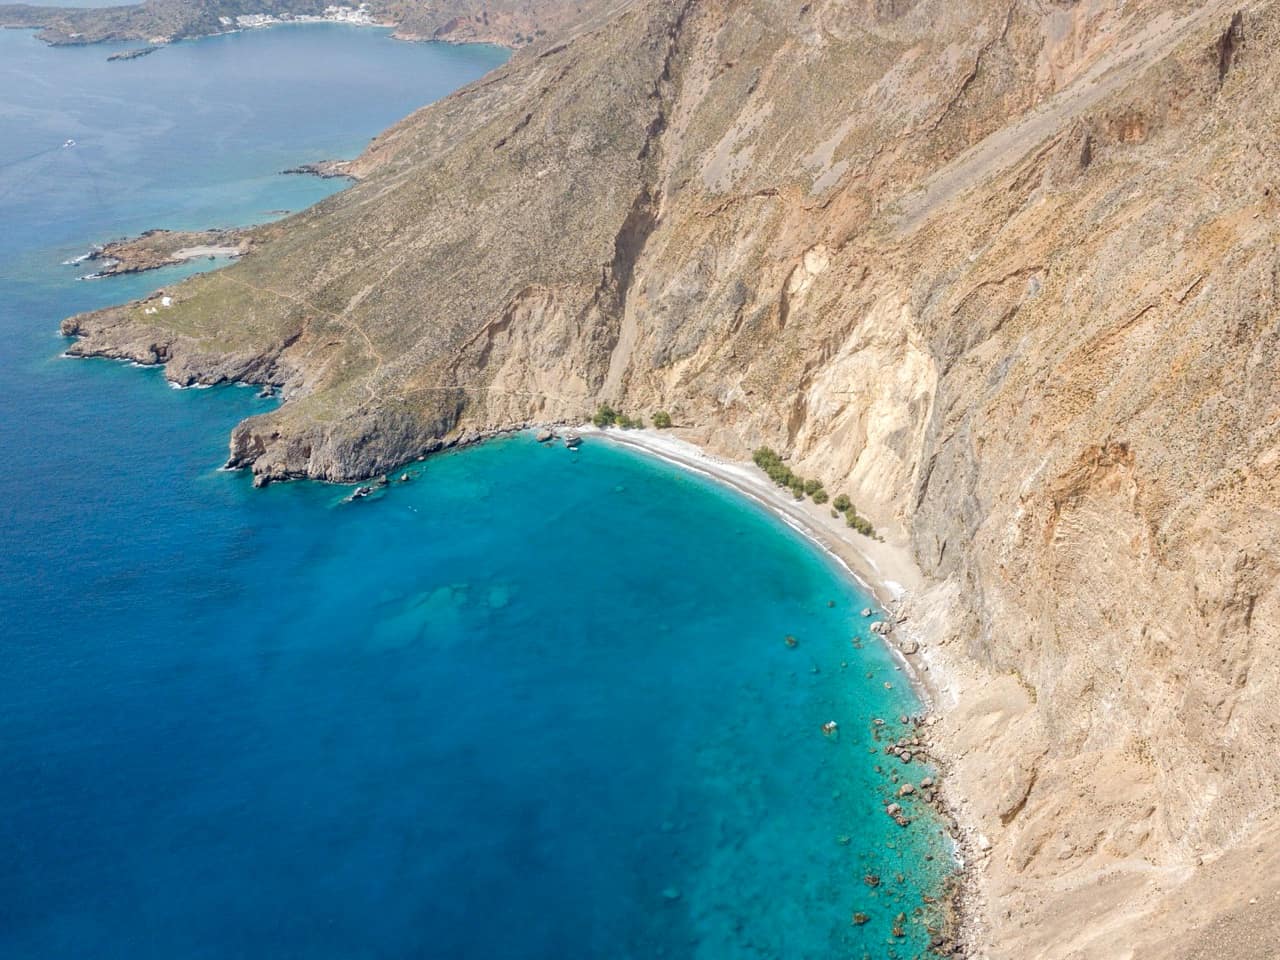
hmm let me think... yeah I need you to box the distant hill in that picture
[0,0,607,47]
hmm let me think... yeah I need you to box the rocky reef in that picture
[58,1,1280,956]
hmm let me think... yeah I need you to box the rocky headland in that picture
[281,159,358,180]
[78,228,252,278]
[57,1,1280,956]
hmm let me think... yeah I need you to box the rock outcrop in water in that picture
[58,1,1280,956]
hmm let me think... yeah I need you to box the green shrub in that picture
[652,411,673,429]
[812,489,829,505]
[753,446,782,469]
[755,447,804,489]
[803,478,823,496]
[594,405,645,429]
[832,494,851,513]
[845,511,876,538]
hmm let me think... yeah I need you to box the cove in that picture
[0,23,952,959]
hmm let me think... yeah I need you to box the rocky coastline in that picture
[76,228,251,279]
[579,426,981,956]
[280,159,357,181]
[210,405,988,953]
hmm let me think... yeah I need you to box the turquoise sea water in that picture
[0,24,951,959]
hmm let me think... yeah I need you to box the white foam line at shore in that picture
[581,426,883,594]
[579,425,938,710]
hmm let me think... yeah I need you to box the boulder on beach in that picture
[535,428,554,443]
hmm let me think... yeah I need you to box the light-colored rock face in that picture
[61,1,1280,955]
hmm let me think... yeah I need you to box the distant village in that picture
[220,5,376,30]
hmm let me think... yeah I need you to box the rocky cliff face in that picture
[384,0,620,46]
[60,1,1280,955]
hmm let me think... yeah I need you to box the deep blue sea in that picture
[0,24,951,959]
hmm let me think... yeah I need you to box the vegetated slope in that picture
[62,1,1279,956]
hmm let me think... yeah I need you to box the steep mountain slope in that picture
[60,1,1279,956]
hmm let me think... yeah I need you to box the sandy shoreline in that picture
[577,425,981,954]
[578,425,945,710]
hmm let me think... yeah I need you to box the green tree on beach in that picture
[594,405,643,429]
[845,509,876,538]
